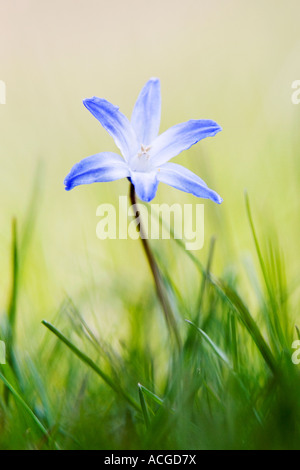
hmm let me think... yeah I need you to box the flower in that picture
[64,78,223,204]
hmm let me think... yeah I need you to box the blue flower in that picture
[64,78,223,203]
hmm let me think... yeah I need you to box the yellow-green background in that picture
[1,0,300,348]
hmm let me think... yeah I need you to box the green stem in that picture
[129,183,181,350]
[0,370,59,449]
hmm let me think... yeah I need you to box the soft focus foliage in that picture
[0,0,300,449]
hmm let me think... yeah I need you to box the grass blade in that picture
[42,320,140,411]
[213,278,277,373]
[137,383,164,407]
[185,319,232,368]
[138,383,151,428]
[0,370,57,448]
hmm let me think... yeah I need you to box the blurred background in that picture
[0,0,300,449]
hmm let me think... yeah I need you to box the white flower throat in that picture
[131,144,153,172]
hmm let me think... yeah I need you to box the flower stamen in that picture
[138,144,151,158]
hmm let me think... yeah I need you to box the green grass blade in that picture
[185,319,232,368]
[137,383,164,407]
[42,320,140,411]
[213,278,277,373]
[20,160,44,258]
[138,383,151,428]
[230,313,239,372]
[245,192,271,297]
[0,370,57,447]
[151,198,278,374]
[196,236,216,317]
[245,192,287,348]
[4,219,22,400]
[7,219,18,336]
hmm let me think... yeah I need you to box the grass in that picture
[0,190,299,450]
[1,0,300,451]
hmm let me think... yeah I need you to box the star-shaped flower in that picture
[64,78,223,203]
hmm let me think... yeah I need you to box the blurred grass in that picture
[0,0,300,450]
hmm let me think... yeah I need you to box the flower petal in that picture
[150,120,222,166]
[130,171,159,202]
[83,97,139,162]
[131,78,161,146]
[157,162,223,204]
[64,152,130,191]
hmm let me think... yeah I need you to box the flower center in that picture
[131,144,153,172]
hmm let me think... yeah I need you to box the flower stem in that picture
[129,183,181,350]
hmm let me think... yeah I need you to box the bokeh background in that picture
[1,0,300,449]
